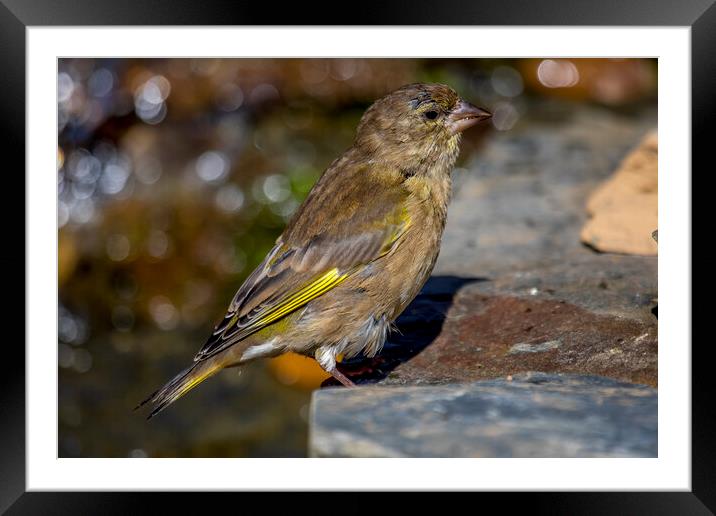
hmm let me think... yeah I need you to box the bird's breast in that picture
[364,178,451,320]
[393,204,447,313]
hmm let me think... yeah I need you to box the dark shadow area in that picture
[323,275,487,386]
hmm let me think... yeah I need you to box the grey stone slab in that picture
[437,102,657,279]
[310,373,657,458]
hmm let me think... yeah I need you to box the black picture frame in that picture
[3,0,707,512]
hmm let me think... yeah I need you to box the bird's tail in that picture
[135,361,221,419]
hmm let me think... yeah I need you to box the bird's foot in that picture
[329,367,356,387]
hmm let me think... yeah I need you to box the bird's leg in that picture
[329,367,356,387]
[316,345,356,387]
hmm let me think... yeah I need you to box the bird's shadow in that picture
[323,275,487,387]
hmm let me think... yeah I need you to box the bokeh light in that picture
[537,59,580,88]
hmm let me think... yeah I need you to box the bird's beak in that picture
[446,100,492,135]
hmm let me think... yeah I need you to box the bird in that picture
[137,83,491,419]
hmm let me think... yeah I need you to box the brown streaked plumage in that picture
[137,83,491,418]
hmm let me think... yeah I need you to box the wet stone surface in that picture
[310,373,657,458]
[314,102,658,457]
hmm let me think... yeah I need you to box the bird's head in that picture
[354,83,492,174]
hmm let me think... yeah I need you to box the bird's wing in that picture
[193,162,409,362]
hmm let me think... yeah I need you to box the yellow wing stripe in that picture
[172,364,221,405]
[240,213,409,333]
[254,268,348,327]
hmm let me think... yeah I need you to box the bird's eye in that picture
[424,110,439,120]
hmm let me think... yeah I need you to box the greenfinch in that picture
[138,83,491,418]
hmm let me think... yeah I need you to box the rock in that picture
[310,372,657,458]
[580,130,658,255]
[332,266,656,388]
[508,339,562,354]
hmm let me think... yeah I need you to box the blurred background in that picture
[57,58,656,457]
